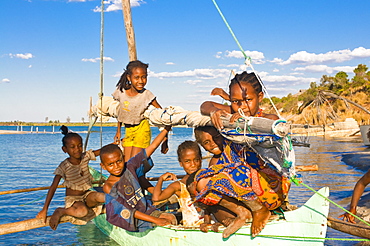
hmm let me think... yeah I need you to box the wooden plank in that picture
[295,164,318,172]
[0,185,65,195]
[327,216,370,239]
[0,216,69,235]
[0,181,104,196]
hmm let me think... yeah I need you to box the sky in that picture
[1,0,370,122]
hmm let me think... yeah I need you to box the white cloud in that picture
[273,68,279,72]
[215,51,222,59]
[293,65,355,74]
[149,68,230,80]
[81,57,114,62]
[166,62,175,65]
[93,0,145,12]
[9,53,34,59]
[272,47,370,65]
[184,80,202,85]
[215,50,265,64]
[261,74,317,84]
[1,78,10,83]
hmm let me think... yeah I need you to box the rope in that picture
[163,227,370,242]
[19,194,47,206]
[97,0,105,185]
[291,176,370,227]
[211,0,251,63]
[211,0,282,119]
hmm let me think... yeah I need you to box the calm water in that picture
[0,126,369,245]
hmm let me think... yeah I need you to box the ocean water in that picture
[0,125,369,246]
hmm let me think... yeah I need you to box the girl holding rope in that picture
[198,71,290,237]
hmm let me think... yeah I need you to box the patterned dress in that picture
[195,136,290,210]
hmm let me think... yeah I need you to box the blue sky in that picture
[1,0,370,122]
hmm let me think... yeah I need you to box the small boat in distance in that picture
[360,125,370,146]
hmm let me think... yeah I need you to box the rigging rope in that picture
[211,0,282,119]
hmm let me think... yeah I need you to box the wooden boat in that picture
[328,216,370,239]
[92,187,330,246]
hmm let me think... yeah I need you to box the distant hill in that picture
[261,64,370,125]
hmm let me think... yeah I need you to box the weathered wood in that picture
[0,181,104,196]
[121,0,137,61]
[0,185,65,195]
[147,175,186,181]
[295,164,318,172]
[327,216,370,239]
[0,216,69,235]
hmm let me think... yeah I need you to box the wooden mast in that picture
[121,0,137,61]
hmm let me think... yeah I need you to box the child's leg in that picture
[218,197,251,238]
[85,191,105,207]
[242,199,270,237]
[123,146,133,162]
[49,202,88,230]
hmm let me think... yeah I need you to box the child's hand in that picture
[36,209,47,223]
[161,139,169,154]
[229,112,243,124]
[211,88,223,96]
[114,132,121,144]
[160,172,177,182]
[210,109,228,130]
[339,212,356,223]
[211,88,229,101]
[154,218,172,226]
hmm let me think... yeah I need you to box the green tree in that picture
[352,64,369,87]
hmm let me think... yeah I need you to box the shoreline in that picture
[0,130,59,135]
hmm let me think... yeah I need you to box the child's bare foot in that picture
[222,215,246,238]
[211,222,223,232]
[222,217,235,227]
[49,208,64,230]
[251,206,270,237]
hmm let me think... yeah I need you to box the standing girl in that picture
[113,60,168,162]
[36,126,105,230]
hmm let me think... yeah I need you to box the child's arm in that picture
[339,170,370,223]
[200,101,231,130]
[93,149,101,157]
[134,210,171,226]
[145,125,171,157]
[114,122,122,144]
[211,88,229,101]
[152,172,179,202]
[36,175,62,223]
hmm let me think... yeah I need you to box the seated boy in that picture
[100,146,154,195]
[100,126,177,232]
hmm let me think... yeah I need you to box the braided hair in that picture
[116,60,149,92]
[60,125,82,147]
[229,71,262,94]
